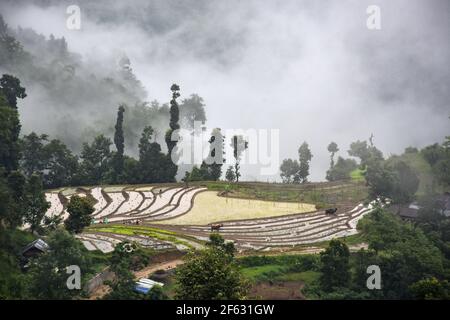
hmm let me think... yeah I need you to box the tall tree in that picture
[64,195,94,234]
[139,125,156,181]
[298,142,312,183]
[112,105,125,182]
[280,158,300,183]
[179,94,207,129]
[348,140,370,167]
[388,160,420,203]
[365,158,419,203]
[348,139,383,169]
[43,139,78,189]
[327,142,339,168]
[421,137,450,188]
[164,84,181,181]
[225,166,236,183]
[0,74,26,109]
[0,82,24,172]
[24,174,50,233]
[20,132,48,177]
[79,135,112,185]
[202,128,225,181]
[421,143,444,167]
[165,84,181,156]
[319,239,351,291]
[139,126,168,183]
[0,168,12,227]
[0,95,20,172]
[230,135,248,183]
[122,156,140,185]
[326,157,358,181]
[6,170,27,228]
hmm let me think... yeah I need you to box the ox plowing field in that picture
[45,182,374,253]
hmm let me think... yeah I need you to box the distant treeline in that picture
[280,136,450,204]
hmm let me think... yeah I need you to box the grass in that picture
[241,264,287,281]
[134,186,154,191]
[239,254,321,287]
[154,191,316,225]
[89,225,178,236]
[350,169,365,182]
[103,186,127,192]
[299,232,366,249]
[275,270,320,283]
[87,225,200,249]
[61,187,78,196]
[84,249,112,274]
[195,180,368,208]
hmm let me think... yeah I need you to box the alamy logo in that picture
[66,265,81,290]
[66,5,81,30]
[168,121,280,176]
[122,242,135,253]
[366,5,381,30]
[366,265,381,290]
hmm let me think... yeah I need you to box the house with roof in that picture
[389,192,450,220]
[21,239,49,259]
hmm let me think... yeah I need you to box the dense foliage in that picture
[319,239,351,291]
[326,157,358,181]
[26,230,93,300]
[184,128,225,182]
[302,208,450,299]
[174,234,249,300]
[103,242,164,300]
[279,141,313,183]
[64,196,95,234]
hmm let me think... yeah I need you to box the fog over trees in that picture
[1,0,449,181]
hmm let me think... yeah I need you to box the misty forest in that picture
[0,0,449,302]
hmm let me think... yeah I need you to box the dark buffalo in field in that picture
[210,223,224,231]
[325,208,338,215]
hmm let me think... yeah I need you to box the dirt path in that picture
[134,259,183,279]
[88,259,184,300]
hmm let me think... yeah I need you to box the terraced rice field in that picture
[155,202,376,251]
[45,185,208,252]
[75,232,175,253]
[45,184,379,253]
[153,191,316,225]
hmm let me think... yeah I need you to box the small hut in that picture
[21,239,49,259]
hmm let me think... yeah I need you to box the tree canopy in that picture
[174,234,248,300]
[298,142,313,183]
[64,195,94,234]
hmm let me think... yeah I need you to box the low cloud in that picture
[1,0,449,181]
